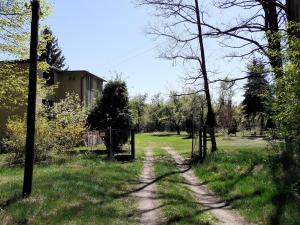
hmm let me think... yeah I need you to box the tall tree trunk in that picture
[194,0,217,151]
[263,0,283,79]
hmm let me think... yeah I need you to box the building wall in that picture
[54,71,103,108]
[0,63,104,134]
[55,71,84,101]
[84,74,103,108]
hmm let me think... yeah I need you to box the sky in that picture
[46,0,250,102]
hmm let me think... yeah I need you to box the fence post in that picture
[106,127,113,159]
[199,128,203,162]
[131,129,135,160]
[203,125,207,160]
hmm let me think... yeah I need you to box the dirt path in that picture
[164,147,255,225]
[135,148,164,225]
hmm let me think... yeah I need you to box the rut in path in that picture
[163,147,256,225]
[135,148,164,225]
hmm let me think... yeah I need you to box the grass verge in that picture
[0,153,143,225]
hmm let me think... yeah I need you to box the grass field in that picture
[0,132,299,225]
[137,132,300,225]
[0,148,145,224]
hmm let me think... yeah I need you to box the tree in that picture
[203,0,285,80]
[87,78,131,151]
[165,92,186,135]
[216,79,238,134]
[129,94,147,132]
[40,28,67,69]
[0,0,52,108]
[137,0,217,151]
[0,0,52,58]
[0,1,53,131]
[183,92,206,137]
[242,59,270,135]
[145,93,165,131]
[4,93,87,163]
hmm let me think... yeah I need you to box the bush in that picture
[4,93,87,164]
[45,93,88,153]
[87,78,131,151]
[4,116,54,164]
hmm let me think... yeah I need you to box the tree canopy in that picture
[87,78,131,130]
[242,59,270,118]
[40,28,67,69]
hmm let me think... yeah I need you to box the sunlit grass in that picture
[137,132,300,225]
[0,150,144,224]
[152,148,216,225]
[1,133,299,225]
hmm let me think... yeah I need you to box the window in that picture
[43,71,54,85]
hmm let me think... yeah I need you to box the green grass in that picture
[137,132,300,225]
[152,148,216,225]
[0,153,143,224]
[1,133,299,225]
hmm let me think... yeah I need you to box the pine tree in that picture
[40,28,67,69]
[242,59,271,134]
[87,78,131,152]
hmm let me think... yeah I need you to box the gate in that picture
[106,128,135,160]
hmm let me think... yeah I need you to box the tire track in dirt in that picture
[164,146,255,225]
[135,148,164,225]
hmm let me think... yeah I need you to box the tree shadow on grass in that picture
[0,155,268,225]
[150,133,180,137]
[0,193,21,210]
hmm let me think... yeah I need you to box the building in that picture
[0,60,106,133]
[44,67,106,108]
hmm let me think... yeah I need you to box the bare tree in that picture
[201,0,286,80]
[137,0,217,151]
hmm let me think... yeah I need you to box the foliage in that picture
[0,0,52,58]
[40,28,67,69]
[139,91,206,133]
[216,80,239,134]
[87,78,131,150]
[275,27,300,140]
[129,94,147,132]
[4,116,51,163]
[0,0,53,127]
[164,92,186,135]
[3,93,87,163]
[143,93,166,132]
[242,59,272,134]
[0,61,54,109]
[43,93,88,153]
[270,24,300,209]
[242,59,270,118]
